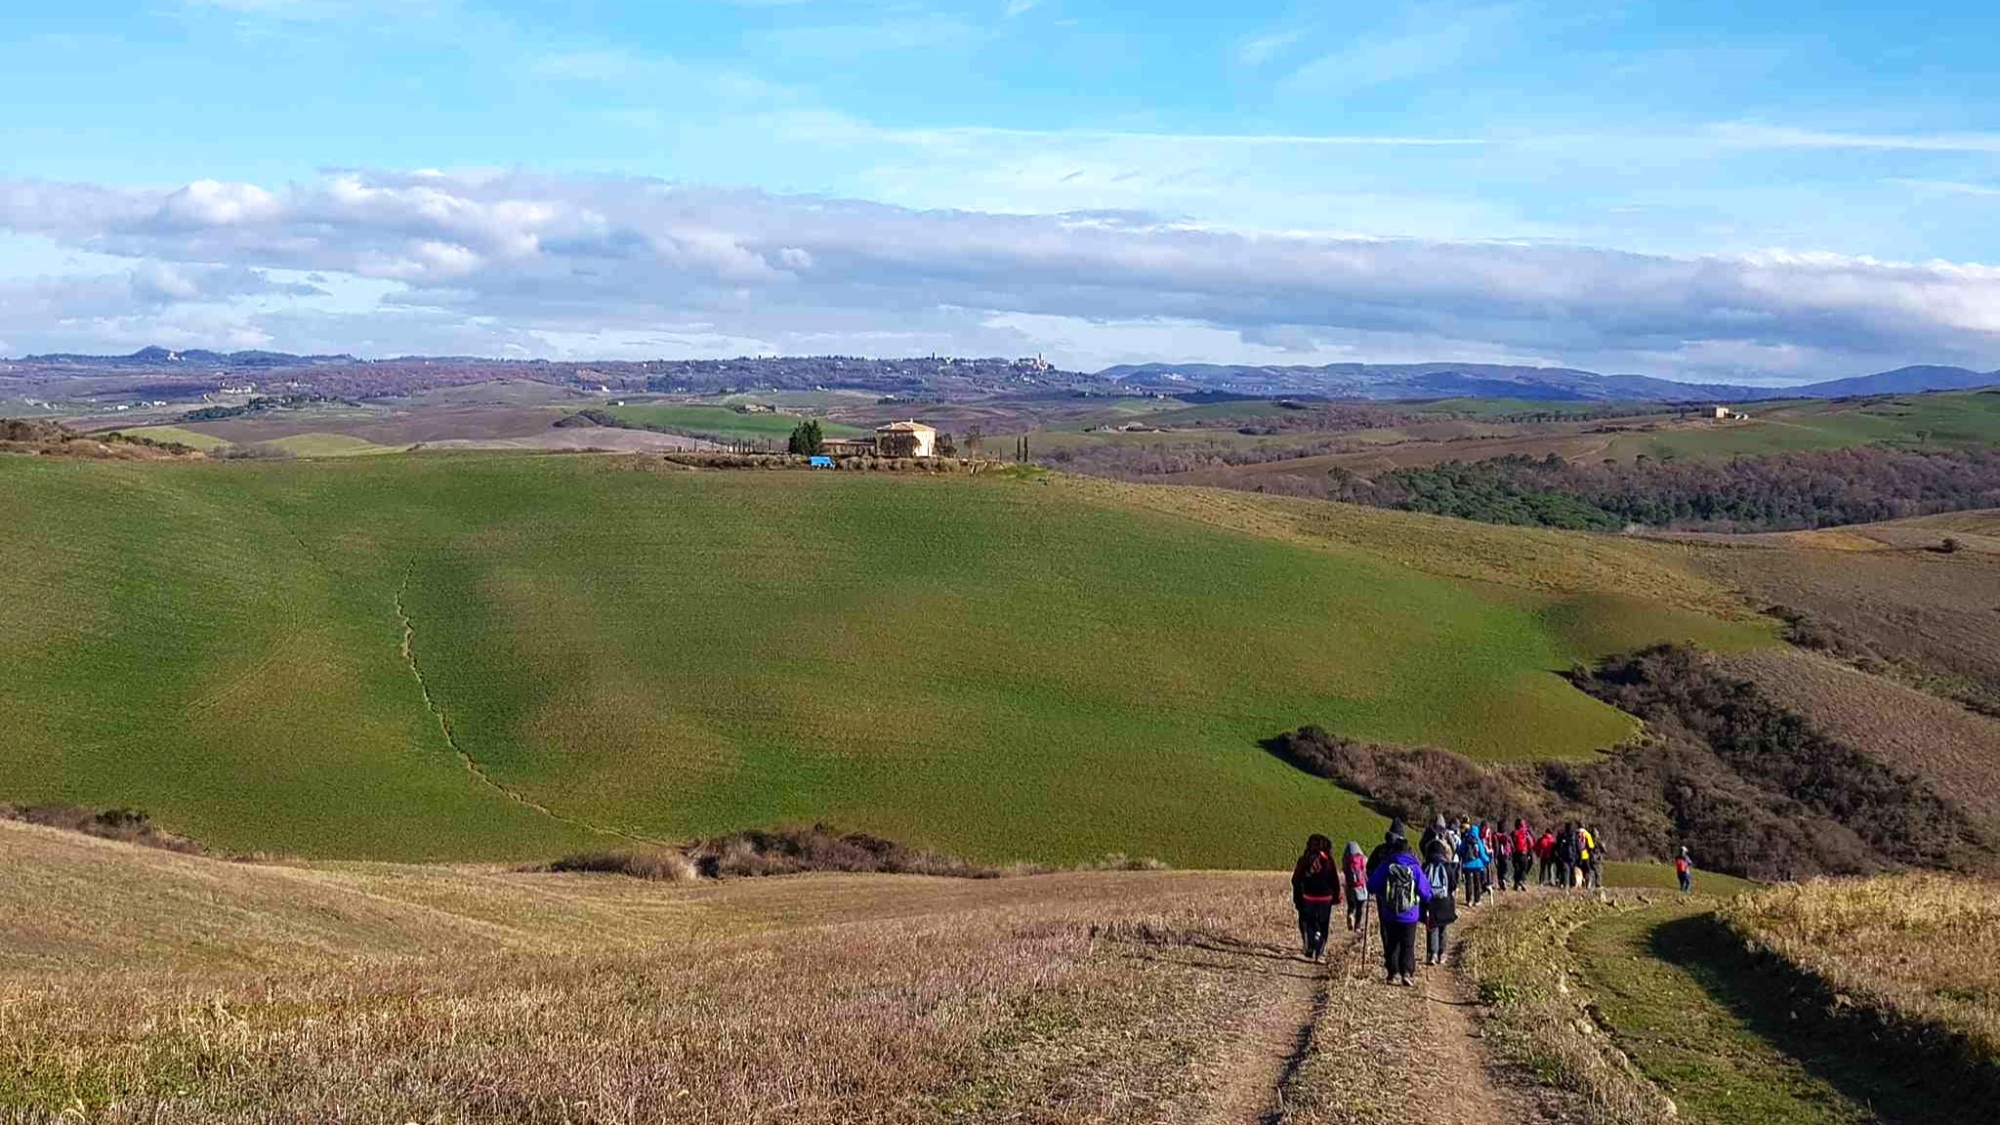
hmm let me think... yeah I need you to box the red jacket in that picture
[1535,833,1556,860]
[1513,827,1532,855]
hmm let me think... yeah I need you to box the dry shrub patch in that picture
[1269,643,1994,880]
[538,825,997,882]
[1725,874,2000,1081]
[0,804,203,855]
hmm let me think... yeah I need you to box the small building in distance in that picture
[875,420,938,458]
[821,437,876,457]
[1711,405,1750,421]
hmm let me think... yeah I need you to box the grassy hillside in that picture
[0,454,1772,864]
[1604,390,2000,460]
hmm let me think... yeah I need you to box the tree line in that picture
[1328,447,2000,531]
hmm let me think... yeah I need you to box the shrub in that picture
[543,848,699,882]
[535,825,997,882]
[0,803,205,854]
[689,825,997,879]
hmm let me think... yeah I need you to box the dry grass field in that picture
[8,818,1639,1125]
[0,818,1333,1123]
[1725,875,2000,1069]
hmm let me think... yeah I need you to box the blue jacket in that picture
[1459,828,1489,871]
[1366,848,1434,925]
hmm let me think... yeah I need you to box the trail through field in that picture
[1574,903,1962,1125]
[1198,927,1334,1125]
[1251,908,1547,1125]
[393,570,662,847]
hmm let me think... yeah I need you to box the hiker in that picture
[1421,815,1446,866]
[1422,860,1458,966]
[1441,818,1463,899]
[1343,841,1369,931]
[1367,818,1433,987]
[1556,822,1577,889]
[1582,826,1604,889]
[1459,821,1488,906]
[1675,846,1693,893]
[1512,819,1534,891]
[1492,828,1512,894]
[1291,834,1338,961]
[1422,820,1452,877]
[1536,827,1557,886]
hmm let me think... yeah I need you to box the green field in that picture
[1573,904,1949,1124]
[0,455,1771,865]
[109,424,233,451]
[604,403,867,444]
[258,432,407,457]
[1607,391,2000,460]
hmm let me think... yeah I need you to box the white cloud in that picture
[1283,4,1519,96]
[532,49,643,83]
[1712,124,2000,154]
[1237,28,1307,67]
[1,170,1997,377]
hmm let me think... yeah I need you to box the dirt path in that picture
[1263,909,1550,1125]
[393,570,663,845]
[1196,929,1344,1125]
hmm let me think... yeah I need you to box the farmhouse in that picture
[1711,406,1750,421]
[875,420,938,458]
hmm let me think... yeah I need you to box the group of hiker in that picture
[1292,817,1674,985]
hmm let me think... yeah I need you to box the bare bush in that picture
[0,804,205,854]
[541,848,699,882]
[535,825,997,882]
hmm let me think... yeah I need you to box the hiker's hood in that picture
[1345,841,1363,858]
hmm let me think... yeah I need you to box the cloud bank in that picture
[2,170,1997,379]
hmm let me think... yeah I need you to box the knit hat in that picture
[1386,818,1407,844]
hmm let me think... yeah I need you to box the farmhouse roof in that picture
[876,419,936,434]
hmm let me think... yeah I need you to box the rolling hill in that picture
[0,454,1773,865]
[1098,361,2000,402]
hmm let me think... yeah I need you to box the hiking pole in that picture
[1360,901,1370,968]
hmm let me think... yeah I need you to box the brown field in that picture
[0,819,1333,1123]
[1681,531,2000,709]
[1718,649,2000,833]
[1725,874,2000,1066]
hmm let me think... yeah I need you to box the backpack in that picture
[1385,861,1419,916]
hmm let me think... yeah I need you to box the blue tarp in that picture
[808,455,835,468]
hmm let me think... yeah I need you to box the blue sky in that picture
[2,0,1997,379]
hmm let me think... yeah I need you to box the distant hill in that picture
[9,346,1997,403]
[17,346,359,368]
[1787,365,2000,398]
[1097,361,2000,402]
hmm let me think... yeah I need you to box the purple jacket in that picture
[1366,847,1435,925]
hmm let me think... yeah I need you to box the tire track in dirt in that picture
[394,570,663,846]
